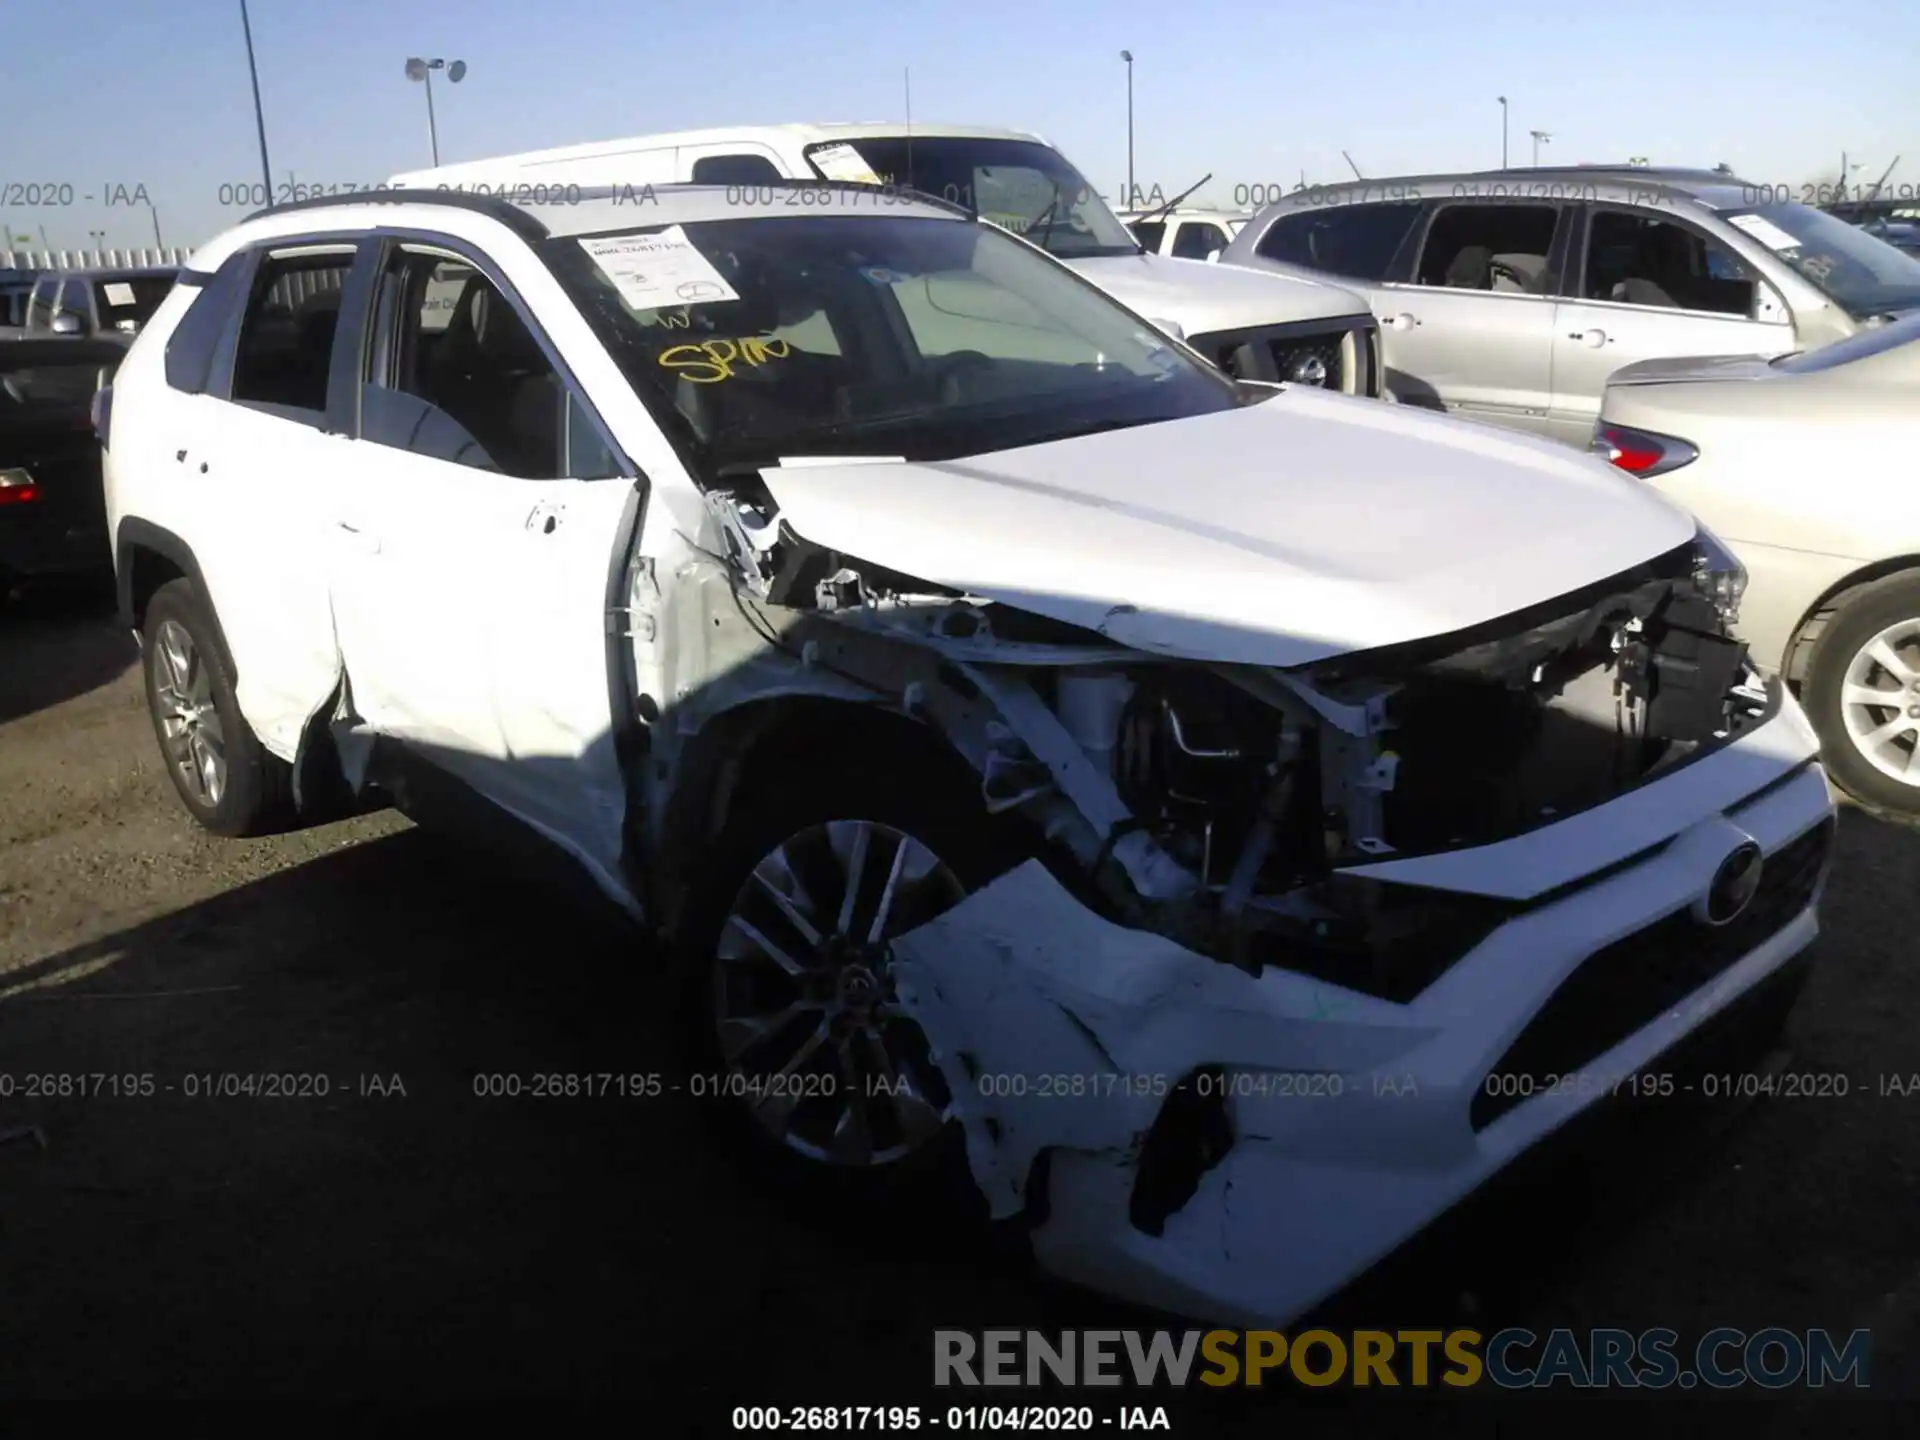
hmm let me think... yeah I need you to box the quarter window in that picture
[1256,202,1422,281]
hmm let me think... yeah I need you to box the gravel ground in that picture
[2,587,1917,1431]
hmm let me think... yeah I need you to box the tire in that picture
[674,745,1024,1224]
[1802,570,1920,817]
[140,577,295,837]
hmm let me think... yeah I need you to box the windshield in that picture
[1718,202,1920,319]
[89,274,175,332]
[800,137,1141,259]
[541,213,1234,473]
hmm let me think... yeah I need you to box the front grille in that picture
[1470,817,1834,1131]
[1188,318,1378,395]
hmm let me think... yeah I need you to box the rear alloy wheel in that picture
[140,578,294,836]
[714,818,966,1169]
[1805,573,1920,816]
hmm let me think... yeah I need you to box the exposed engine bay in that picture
[661,477,1773,1001]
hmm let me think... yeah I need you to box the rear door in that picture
[179,239,366,758]
[1371,200,1569,434]
[325,233,638,882]
[1546,205,1796,445]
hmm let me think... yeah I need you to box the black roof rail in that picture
[242,187,552,241]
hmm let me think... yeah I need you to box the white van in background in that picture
[390,123,1384,396]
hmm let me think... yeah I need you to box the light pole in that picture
[238,0,274,205]
[406,57,467,167]
[1120,50,1134,209]
[1498,96,1508,169]
[1530,129,1551,167]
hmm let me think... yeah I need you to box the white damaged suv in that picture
[102,183,1836,1327]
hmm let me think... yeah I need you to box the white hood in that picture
[1068,252,1370,335]
[760,389,1698,669]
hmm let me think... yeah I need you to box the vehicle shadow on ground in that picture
[2,799,1913,1425]
[0,580,133,724]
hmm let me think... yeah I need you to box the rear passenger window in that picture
[1256,202,1422,281]
[360,247,571,479]
[1128,220,1167,253]
[229,248,354,415]
[1413,204,1557,292]
[165,253,252,394]
[690,154,785,185]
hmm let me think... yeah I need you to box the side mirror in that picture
[1205,249,1224,263]
[1753,282,1792,325]
[50,310,84,336]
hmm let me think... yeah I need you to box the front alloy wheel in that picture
[713,819,967,1169]
[1839,616,1920,786]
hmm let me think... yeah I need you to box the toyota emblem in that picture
[1697,841,1765,927]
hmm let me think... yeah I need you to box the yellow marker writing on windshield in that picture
[658,336,791,384]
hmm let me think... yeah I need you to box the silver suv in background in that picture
[1221,167,1920,444]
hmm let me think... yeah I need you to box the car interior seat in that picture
[1443,245,1494,289]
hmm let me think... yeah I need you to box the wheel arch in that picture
[114,517,238,681]
[1782,554,1920,686]
[650,694,982,942]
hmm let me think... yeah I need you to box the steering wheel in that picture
[934,350,994,404]
[1489,259,1529,290]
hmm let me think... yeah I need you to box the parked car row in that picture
[1216,164,1920,818]
[94,159,1835,1326]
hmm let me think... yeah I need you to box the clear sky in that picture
[5,0,1914,252]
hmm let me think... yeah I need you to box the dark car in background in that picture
[0,337,122,589]
[24,267,179,343]
[0,268,42,337]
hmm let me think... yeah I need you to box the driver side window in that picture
[1583,211,1755,316]
[361,248,574,479]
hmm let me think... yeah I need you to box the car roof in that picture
[390,121,1049,182]
[217,181,974,257]
[1252,166,1756,215]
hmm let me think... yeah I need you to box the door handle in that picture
[1568,328,1611,347]
[1386,312,1420,331]
[336,520,382,555]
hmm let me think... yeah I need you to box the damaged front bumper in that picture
[887,700,1836,1327]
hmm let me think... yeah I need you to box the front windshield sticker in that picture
[658,336,791,384]
[1728,214,1802,252]
[579,227,740,311]
[102,282,136,306]
[810,143,883,185]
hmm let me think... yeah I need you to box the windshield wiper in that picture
[1023,184,1063,254]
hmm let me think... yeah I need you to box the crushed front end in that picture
[659,486,1836,1324]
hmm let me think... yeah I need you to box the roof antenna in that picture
[1342,150,1364,181]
